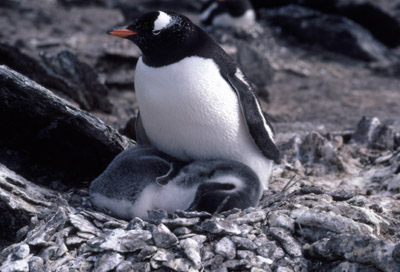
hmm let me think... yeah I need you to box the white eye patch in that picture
[153,11,172,32]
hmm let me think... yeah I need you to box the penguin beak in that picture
[107,27,138,38]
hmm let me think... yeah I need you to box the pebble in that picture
[215,237,236,260]
[151,223,179,248]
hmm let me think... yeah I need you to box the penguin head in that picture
[107,11,199,65]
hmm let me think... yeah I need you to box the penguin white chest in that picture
[135,56,251,161]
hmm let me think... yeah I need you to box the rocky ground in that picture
[1,0,400,271]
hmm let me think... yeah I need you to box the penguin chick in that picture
[89,146,262,220]
[200,0,256,28]
[107,11,279,189]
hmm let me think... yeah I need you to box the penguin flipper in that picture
[135,111,152,145]
[225,71,280,162]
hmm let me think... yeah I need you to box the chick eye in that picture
[152,29,161,35]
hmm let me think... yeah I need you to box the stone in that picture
[150,249,174,270]
[115,261,134,272]
[269,227,302,258]
[231,236,257,251]
[296,209,374,236]
[137,246,157,261]
[180,238,202,269]
[352,116,395,150]
[86,228,152,253]
[151,224,179,248]
[0,65,134,187]
[200,219,241,235]
[10,244,29,260]
[94,252,124,272]
[306,234,400,272]
[260,5,390,62]
[147,210,169,224]
[0,260,29,272]
[69,213,100,236]
[27,257,43,272]
[269,212,295,232]
[215,237,236,260]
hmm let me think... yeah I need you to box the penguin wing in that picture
[135,111,152,145]
[224,69,280,162]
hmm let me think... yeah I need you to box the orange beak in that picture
[107,28,138,38]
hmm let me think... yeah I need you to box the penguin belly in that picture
[135,56,272,188]
[212,10,256,28]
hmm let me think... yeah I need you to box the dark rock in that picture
[0,42,112,113]
[253,0,400,48]
[147,210,169,225]
[260,5,390,62]
[352,116,395,150]
[119,115,137,141]
[393,243,400,262]
[41,50,113,113]
[235,43,274,101]
[334,2,400,48]
[0,65,134,187]
[329,190,355,201]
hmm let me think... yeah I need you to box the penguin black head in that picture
[107,11,200,66]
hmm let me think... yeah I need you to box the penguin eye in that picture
[152,29,161,35]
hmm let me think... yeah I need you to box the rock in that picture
[147,209,169,224]
[151,224,179,248]
[269,212,295,232]
[231,236,257,251]
[0,43,112,112]
[333,1,400,48]
[269,227,302,258]
[180,238,202,269]
[235,43,274,101]
[215,237,236,260]
[150,248,174,270]
[28,257,44,272]
[137,246,157,261]
[200,219,241,235]
[27,208,68,247]
[0,260,29,272]
[164,258,197,272]
[10,244,29,260]
[260,5,390,61]
[86,228,152,253]
[352,116,395,150]
[115,261,134,272]
[0,65,134,187]
[41,50,113,113]
[306,234,400,272]
[161,217,201,227]
[94,252,124,272]
[69,213,100,236]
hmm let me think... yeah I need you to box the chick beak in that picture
[107,27,138,38]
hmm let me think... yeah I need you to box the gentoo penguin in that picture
[107,11,279,190]
[89,146,262,220]
[200,0,256,28]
